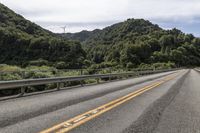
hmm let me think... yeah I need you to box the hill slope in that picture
[0,3,55,38]
[66,19,200,67]
[0,3,85,68]
[66,19,161,45]
[1,2,200,69]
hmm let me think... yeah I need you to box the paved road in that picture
[154,70,200,133]
[1,69,197,133]
[0,71,176,127]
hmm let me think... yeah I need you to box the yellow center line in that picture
[40,72,179,133]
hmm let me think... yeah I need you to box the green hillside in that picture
[1,2,200,70]
[66,19,200,68]
[0,3,85,68]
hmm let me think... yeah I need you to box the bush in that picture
[83,60,92,68]
[54,61,68,69]
[152,62,176,69]
[25,65,57,79]
[0,64,23,81]
[28,59,49,66]
[0,64,22,72]
[0,73,22,81]
[126,62,134,69]
[138,63,153,70]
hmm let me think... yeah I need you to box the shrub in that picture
[0,64,22,72]
[54,61,67,69]
[126,62,134,69]
[28,59,49,66]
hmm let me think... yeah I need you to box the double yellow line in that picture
[40,73,178,133]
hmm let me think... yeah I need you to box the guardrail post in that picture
[80,69,83,75]
[109,68,112,81]
[136,71,140,77]
[96,78,100,84]
[19,87,26,96]
[81,80,85,86]
[126,74,129,79]
[22,71,26,79]
[57,83,60,90]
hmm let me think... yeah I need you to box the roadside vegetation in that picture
[0,62,175,96]
[0,62,175,81]
[0,3,199,96]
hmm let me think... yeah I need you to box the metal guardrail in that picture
[194,68,200,72]
[0,69,178,97]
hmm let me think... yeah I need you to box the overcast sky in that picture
[1,0,200,36]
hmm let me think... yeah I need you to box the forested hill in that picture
[64,30,94,42]
[65,19,200,67]
[0,3,85,68]
[1,1,200,70]
[66,19,162,45]
[0,3,53,37]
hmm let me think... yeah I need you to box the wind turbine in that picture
[61,25,67,33]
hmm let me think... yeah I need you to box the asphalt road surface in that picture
[154,70,200,133]
[1,69,199,133]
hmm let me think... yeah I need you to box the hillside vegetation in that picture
[0,3,85,68]
[1,2,200,72]
[66,19,200,68]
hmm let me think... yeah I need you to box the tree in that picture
[159,35,174,54]
[170,49,184,66]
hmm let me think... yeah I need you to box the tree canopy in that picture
[0,3,86,68]
[1,2,200,69]
[66,19,200,67]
